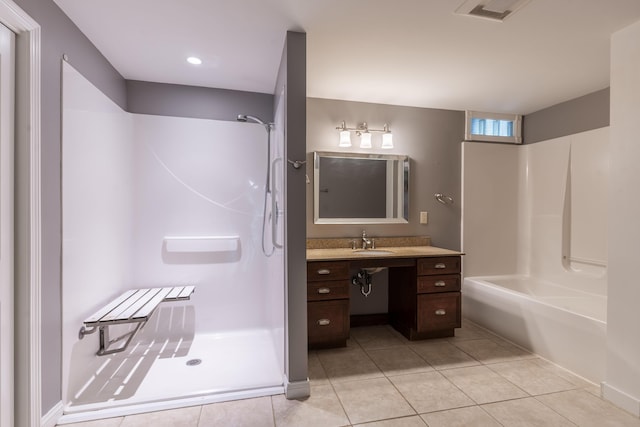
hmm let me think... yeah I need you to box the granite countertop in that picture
[307,245,463,261]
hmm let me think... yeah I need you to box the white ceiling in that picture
[54,0,640,114]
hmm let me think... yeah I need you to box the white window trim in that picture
[465,110,522,144]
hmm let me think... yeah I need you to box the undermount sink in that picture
[352,249,395,255]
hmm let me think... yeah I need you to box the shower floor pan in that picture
[60,328,284,423]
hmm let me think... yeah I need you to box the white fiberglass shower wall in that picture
[61,63,285,420]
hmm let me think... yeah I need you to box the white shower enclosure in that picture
[60,63,285,420]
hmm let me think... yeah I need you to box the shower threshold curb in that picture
[56,385,285,425]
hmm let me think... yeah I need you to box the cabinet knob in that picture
[434,281,446,287]
[317,287,331,294]
[434,263,446,269]
[317,319,331,326]
[317,269,331,275]
[434,309,447,316]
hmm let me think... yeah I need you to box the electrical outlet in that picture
[420,211,428,224]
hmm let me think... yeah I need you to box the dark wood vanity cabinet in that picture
[306,261,350,348]
[389,256,461,340]
[306,254,462,347]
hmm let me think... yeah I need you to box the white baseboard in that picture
[602,382,640,417]
[284,377,310,399]
[42,401,64,427]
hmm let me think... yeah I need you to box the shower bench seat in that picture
[79,286,195,356]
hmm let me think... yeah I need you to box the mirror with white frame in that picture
[313,151,409,224]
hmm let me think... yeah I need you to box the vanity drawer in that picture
[308,300,350,348]
[417,274,461,294]
[307,280,350,301]
[416,292,461,332]
[417,256,460,276]
[307,261,350,282]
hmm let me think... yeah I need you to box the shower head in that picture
[237,114,266,126]
[236,114,273,130]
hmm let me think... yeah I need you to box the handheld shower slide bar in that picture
[237,114,278,257]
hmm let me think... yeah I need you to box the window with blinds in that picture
[465,111,522,144]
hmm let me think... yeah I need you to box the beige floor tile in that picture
[333,377,415,424]
[487,359,576,395]
[410,341,480,370]
[199,396,274,427]
[309,352,330,385]
[60,418,123,427]
[420,406,501,427]
[447,321,495,343]
[530,358,596,389]
[317,347,384,383]
[385,325,413,344]
[366,346,434,376]
[452,339,530,364]
[441,365,528,404]
[120,406,201,427]
[389,371,474,414]
[484,336,535,359]
[536,389,640,427]
[482,397,575,426]
[272,384,349,427]
[350,326,407,350]
[353,415,427,426]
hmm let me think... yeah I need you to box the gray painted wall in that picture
[523,88,610,143]
[275,31,309,391]
[127,80,273,121]
[14,0,127,414]
[307,98,464,252]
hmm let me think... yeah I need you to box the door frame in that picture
[0,1,41,426]
[0,19,15,427]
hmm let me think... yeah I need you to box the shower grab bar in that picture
[79,285,195,356]
[564,255,607,268]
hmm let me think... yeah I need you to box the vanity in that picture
[306,239,463,348]
[308,152,462,348]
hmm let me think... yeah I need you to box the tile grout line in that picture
[314,344,356,426]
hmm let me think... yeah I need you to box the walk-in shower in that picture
[59,63,286,422]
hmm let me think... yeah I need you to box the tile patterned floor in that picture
[59,319,640,427]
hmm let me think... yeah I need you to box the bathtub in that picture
[463,275,606,384]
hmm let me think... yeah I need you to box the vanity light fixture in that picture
[360,131,372,148]
[335,121,394,149]
[381,124,393,149]
[339,127,352,147]
[187,56,202,65]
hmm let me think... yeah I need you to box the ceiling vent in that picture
[455,0,532,22]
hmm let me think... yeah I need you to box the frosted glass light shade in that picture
[360,132,372,148]
[381,132,394,149]
[339,130,351,147]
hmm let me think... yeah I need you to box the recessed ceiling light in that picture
[186,56,202,65]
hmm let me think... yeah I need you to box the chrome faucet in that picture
[361,230,372,249]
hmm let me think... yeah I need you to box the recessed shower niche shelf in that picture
[163,235,240,253]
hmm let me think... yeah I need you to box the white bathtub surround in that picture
[61,63,285,420]
[604,18,640,417]
[462,127,609,384]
